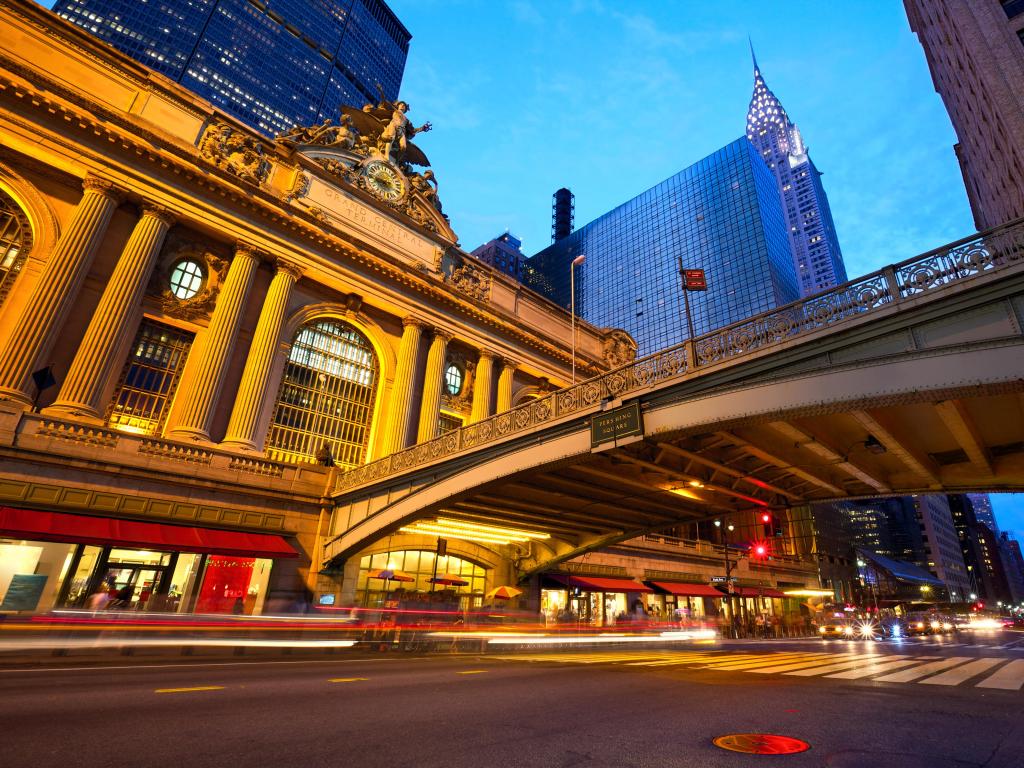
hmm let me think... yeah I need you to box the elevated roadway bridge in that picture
[325,220,1024,574]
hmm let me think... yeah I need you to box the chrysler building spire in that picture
[743,48,847,297]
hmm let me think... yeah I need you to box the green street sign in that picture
[591,401,643,448]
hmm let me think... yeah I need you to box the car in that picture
[818,619,856,640]
[904,613,955,635]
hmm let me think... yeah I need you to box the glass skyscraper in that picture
[525,137,798,355]
[746,50,847,296]
[52,0,410,137]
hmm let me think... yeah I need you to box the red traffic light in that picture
[761,513,772,524]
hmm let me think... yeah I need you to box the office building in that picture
[904,0,1024,229]
[525,138,799,355]
[949,494,1013,603]
[746,50,847,296]
[912,494,972,599]
[470,232,527,281]
[968,493,999,533]
[53,0,410,136]
[999,533,1024,604]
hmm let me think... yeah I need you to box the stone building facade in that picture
[904,0,1024,230]
[0,1,621,615]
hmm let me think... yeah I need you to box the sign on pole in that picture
[682,269,708,291]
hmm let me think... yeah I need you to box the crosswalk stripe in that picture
[625,654,721,667]
[749,653,882,674]
[785,655,915,677]
[872,656,973,683]
[920,658,1004,686]
[826,657,939,680]
[975,659,1024,690]
[701,654,829,671]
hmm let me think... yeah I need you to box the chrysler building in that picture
[746,48,847,296]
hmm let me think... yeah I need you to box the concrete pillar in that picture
[0,176,123,405]
[45,203,174,420]
[380,316,425,455]
[470,349,496,424]
[221,259,302,450]
[166,243,260,441]
[416,328,451,443]
[496,358,517,413]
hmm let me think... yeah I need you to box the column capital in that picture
[431,328,453,343]
[499,357,519,371]
[82,175,125,203]
[477,348,497,362]
[233,241,266,261]
[273,257,303,281]
[140,203,177,228]
[402,316,428,330]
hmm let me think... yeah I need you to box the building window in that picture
[107,320,194,435]
[0,190,30,310]
[266,319,379,468]
[168,260,204,300]
[443,363,463,395]
[1003,0,1024,19]
[438,411,463,435]
[355,549,487,608]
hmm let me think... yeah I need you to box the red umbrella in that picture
[486,586,523,600]
[428,573,469,586]
[367,569,415,582]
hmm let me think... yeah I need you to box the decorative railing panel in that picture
[335,218,1024,494]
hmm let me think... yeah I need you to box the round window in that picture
[169,260,204,300]
[444,363,463,395]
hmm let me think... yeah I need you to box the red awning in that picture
[547,574,653,593]
[649,582,724,598]
[0,507,297,559]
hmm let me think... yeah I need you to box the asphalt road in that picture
[2,630,1023,768]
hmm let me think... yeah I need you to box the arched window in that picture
[355,549,487,608]
[0,189,31,310]
[266,319,379,468]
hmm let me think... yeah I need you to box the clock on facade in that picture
[360,159,407,203]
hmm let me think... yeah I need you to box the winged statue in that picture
[341,97,432,167]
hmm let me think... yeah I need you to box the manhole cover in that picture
[713,733,811,755]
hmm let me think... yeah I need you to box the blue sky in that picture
[34,1,1023,534]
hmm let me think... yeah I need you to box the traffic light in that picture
[751,541,769,559]
[761,513,773,538]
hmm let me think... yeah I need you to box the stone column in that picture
[166,243,260,441]
[221,259,302,451]
[470,349,495,424]
[45,203,175,420]
[416,328,451,443]
[381,316,425,456]
[496,358,517,413]
[0,176,123,405]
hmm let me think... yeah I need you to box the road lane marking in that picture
[872,657,972,683]
[328,677,368,683]
[154,686,224,694]
[456,670,487,675]
[785,655,915,677]
[825,657,936,680]
[701,654,828,671]
[920,658,1003,686]
[976,659,1024,690]
[749,653,881,674]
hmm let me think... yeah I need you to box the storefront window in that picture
[0,539,77,612]
[355,549,486,607]
[194,556,273,615]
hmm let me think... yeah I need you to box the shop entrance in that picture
[102,566,163,609]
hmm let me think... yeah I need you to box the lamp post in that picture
[715,519,736,636]
[570,254,586,384]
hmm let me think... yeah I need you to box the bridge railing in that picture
[336,217,1024,493]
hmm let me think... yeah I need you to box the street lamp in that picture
[714,519,736,635]
[570,253,586,384]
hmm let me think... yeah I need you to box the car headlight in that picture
[942,623,952,630]
[843,626,854,635]
[915,622,925,629]
[818,626,827,634]
[930,621,940,629]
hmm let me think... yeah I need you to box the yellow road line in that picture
[328,677,368,683]
[154,686,224,694]
[457,670,488,675]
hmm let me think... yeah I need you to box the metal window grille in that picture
[0,192,30,310]
[266,319,379,468]
[107,320,194,435]
[438,411,463,435]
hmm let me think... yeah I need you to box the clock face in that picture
[362,160,406,202]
